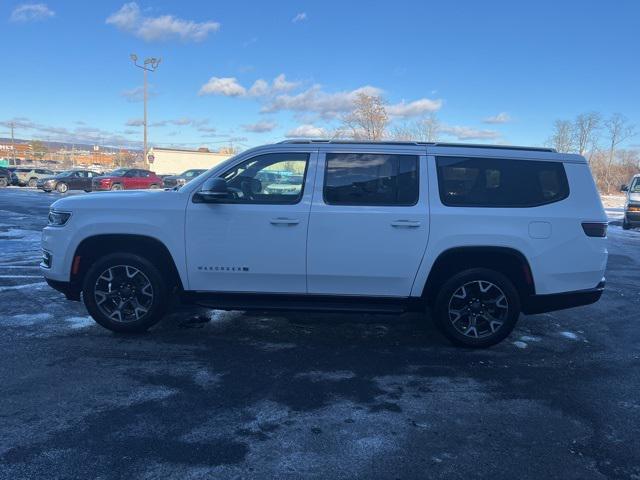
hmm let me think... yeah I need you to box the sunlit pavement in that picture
[1,188,639,479]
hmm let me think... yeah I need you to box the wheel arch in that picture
[71,234,184,292]
[421,246,535,304]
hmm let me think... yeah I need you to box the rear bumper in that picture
[522,279,605,315]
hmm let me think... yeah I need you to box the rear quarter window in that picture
[436,156,569,208]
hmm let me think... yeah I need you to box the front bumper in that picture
[522,279,605,315]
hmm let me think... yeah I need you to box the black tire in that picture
[622,218,631,230]
[82,252,170,333]
[56,182,68,193]
[28,178,37,188]
[432,268,521,348]
[84,189,91,193]
[110,183,123,191]
[0,177,7,187]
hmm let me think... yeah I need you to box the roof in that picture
[278,139,555,153]
[149,147,228,154]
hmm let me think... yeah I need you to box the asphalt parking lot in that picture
[0,188,639,479]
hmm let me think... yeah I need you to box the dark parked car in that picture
[0,167,10,187]
[162,169,207,188]
[92,168,163,191]
[37,169,102,193]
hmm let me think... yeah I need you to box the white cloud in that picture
[199,77,246,96]
[10,3,54,22]
[285,124,327,138]
[387,98,443,117]
[106,2,220,42]
[272,74,299,93]
[262,85,382,119]
[483,112,511,124]
[200,74,299,98]
[292,12,307,23]
[440,125,500,140]
[242,120,278,133]
[126,118,145,127]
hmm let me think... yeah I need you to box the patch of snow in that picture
[0,282,47,292]
[559,331,579,340]
[64,316,94,329]
[519,335,541,342]
[512,341,528,349]
[4,312,52,326]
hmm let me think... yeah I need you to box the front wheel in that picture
[56,182,68,193]
[28,178,37,188]
[110,183,123,191]
[82,253,170,332]
[149,184,159,189]
[433,268,521,348]
[0,177,7,188]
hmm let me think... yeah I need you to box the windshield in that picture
[630,178,640,193]
[56,170,76,177]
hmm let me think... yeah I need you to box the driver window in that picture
[219,152,309,204]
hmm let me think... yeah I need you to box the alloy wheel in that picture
[94,265,154,323]
[447,280,509,339]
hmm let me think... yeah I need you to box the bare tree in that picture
[341,93,388,141]
[391,113,440,142]
[602,113,636,192]
[572,111,601,158]
[547,119,574,152]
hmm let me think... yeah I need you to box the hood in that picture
[51,189,171,211]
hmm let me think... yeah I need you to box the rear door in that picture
[307,149,430,297]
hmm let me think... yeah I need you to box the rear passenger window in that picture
[324,153,419,206]
[436,156,569,207]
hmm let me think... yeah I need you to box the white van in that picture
[41,141,608,347]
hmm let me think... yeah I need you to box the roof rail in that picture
[278,139,556,153]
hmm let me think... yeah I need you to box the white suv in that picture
[41,141,608,347]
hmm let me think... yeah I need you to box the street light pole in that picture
[129,54,161,165]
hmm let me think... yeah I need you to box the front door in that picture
[307,150,430,297]
[185,150,317,293]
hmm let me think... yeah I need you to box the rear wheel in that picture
[28,178,37,188]
[149,184,159,189]
[56,182,68,193]
[82,253,170,333]
[433,268,520,348]
[0,177,7,187]
[110,183,123,191]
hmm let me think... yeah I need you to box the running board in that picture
[181,292,424,314]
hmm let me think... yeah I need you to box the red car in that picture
[92,168,163,191]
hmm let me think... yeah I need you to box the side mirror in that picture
[620,184,629,192]
[193,177,229,203]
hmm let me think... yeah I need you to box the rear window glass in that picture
[436,156,569,207]
[324,153,419,206]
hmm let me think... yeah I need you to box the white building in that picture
[146,147,232,175]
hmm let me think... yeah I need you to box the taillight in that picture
[582,222,607,237]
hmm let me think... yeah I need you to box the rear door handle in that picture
[270,217,300,225]
[391,220,421,228]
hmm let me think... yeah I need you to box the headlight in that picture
[177,178,187,185]
[48,210,71,226]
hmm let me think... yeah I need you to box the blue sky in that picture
[1,0,638,150]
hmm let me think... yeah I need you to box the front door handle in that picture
[391,220,421,228]
[270,217,300,225]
